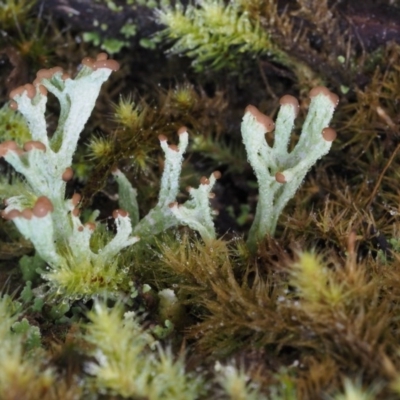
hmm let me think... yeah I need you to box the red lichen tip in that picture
[38,85,48,96]
[177,126,188,135]
[24,84,36,99]
[328,92,339,107]
[96,52,108,61]
[21,208,33,220]
[50,66,63,74]
[158,134,168,142]
[34,67,64,86]
[112,209,129,219]
[93,59,120,72]
[23,141,46,152]
[33,196,54,218]
[279,95,300,117]
[168,202,178,208]
[85,222,96,231]
[2,209,22,220]
[200,176,210,185]
[10,84,36,99]
[36,69,51,80]
[62,167,74,182]
[322,127,337,142]
[36,66,63,81]
[78,226,84,232]
[245,105,275,132]
[72,207,80,217]
[213,170,221,179]
[9,85,26,99]
[71,193,81,206]
[275,172,286,184]
[309,86,331,98]
[309,86,339,107]
[81,57,96,69]
[10,83,37,99]
[168,144,179,152]
[9,100,18,110]
[1,209,21,220]
[0,141,19,157]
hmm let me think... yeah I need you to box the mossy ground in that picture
[1,0,400,398]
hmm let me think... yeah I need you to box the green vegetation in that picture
[155,0,273,71]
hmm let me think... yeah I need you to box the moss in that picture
[84,302,204,399]
[0,103,31,145]
[0,0,36,31]
[0,295,82,399]
[155,0,275,71]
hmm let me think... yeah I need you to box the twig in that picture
[365,142,400,207]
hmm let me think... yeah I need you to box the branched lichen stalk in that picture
[241,87,339,251]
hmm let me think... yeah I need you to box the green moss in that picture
[105,0,122,12]
[102,38,127,53]
[82,31,128,54]
[120,21,137,38]
[156,0,273,71]
[85,302,204,399]
[0,296,59,399]
[0,0,36,31]
[0,104,31,145]
[82,31,101,46]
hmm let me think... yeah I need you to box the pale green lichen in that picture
[2,55,139,301]
[241,89,338,251]
[113,129,221,243]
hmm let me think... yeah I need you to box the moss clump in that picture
[155,0,274,71]
[84,302,204,399]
